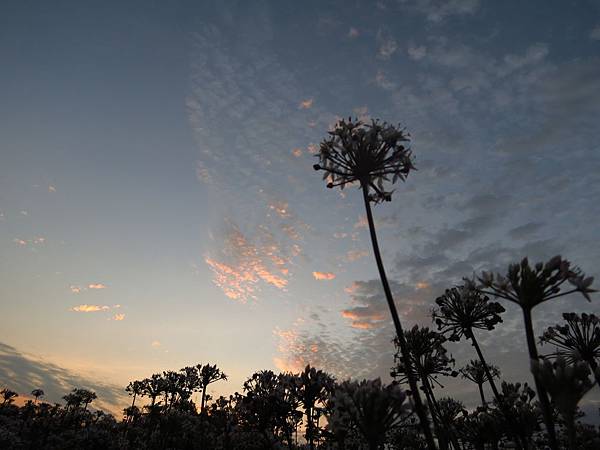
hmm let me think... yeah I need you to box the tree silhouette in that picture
[472,255,595,450]
[313,117,435,450]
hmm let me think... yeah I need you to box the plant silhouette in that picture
[314,117,436,450]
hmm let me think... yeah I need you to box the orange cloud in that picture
[313,271,336,280]
[71,304,110,312]
[299,98,314,109]
[88,283,107,289]
[269,201,290,218]
[14,239,27,245]
[112,313,125,321]
[151,340,161,348]
[416,282,429,290]
[205,221,294,302]
[291,148,303,157]
[70,286,82,294]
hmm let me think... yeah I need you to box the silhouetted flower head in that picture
[436,397,467,426]
[433,285,505,341]
[540,312,600,365]
[328,378,407,447]
[460,360,501,386]
[469,255,595,310]
[531,357,593,421]
[494,381,541,440]
[392,326,457,387]
[313,118,414,203]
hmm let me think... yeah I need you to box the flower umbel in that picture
[540,313,600,366]
[472,255,595,310]
[433,286,505,342]
[313,118,414,203]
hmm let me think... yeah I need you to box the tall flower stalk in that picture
[314,118,436,450]
[433,286,505,404]
[472,255,596,450]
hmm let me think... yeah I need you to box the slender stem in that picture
[478,383,486,406]
[469,333,501,402]
[470,330,524,450]
[523,308,558,450]
[361,182,437,450]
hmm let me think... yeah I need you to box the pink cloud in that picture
[312,271,336,281]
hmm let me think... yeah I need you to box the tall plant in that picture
[471,255,595,450]
[314,118,436,450]
[433,286,505,404]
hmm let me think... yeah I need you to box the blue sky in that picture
[1,0,600,415]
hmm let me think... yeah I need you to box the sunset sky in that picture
[1,0,600,416]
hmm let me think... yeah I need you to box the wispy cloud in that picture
[404,0,480,23]
[299,98,314,109]
[205,220,292,302]
[70,304,110,312]
[376,28,397,59]
[312,271,336,280]
[88,283,107,290]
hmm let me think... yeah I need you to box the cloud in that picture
[407,43,427,60]
[291,148,303,157]
[376,28,397,59]
[589,25,600,41]
[312,271,336,280]
[374,70,396,90]
[70,286,82,294]
[0,342,126,415]
[111,313,125,321]
[269,201,290,218]
[507,222,543,240]
[347,27,359,38]
[151,340,161,348]
[88,283,107,290]
[71,304,110,312]
[205,220,292,302]
[501,43,549,76]
[345,249,369,262]
[299,98,314,109]
[48,185,56,192]
[403,0,480,22]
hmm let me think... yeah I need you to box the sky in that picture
[1,0,600,417]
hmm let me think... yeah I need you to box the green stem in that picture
[361,182,437,450]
